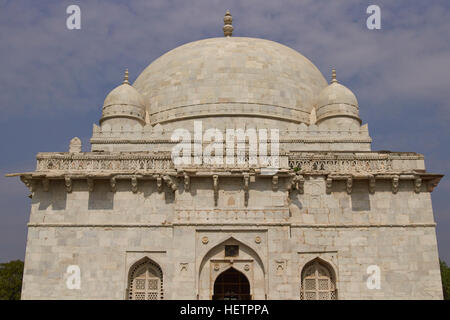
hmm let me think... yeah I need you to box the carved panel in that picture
[289,158,394,173]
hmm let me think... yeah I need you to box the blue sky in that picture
[0,0,449,263]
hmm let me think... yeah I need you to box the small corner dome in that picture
[315,69,360,124]
[103,83,146,110]
[316,82,358,109]
[101,70,146,125]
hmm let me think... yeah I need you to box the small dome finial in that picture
[331,68,338,84]
[123,69,130,85]
[223,10,233,37]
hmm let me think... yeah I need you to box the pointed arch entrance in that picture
[197,236,266,299]
[213,267,251,300]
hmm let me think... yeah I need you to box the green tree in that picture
[441,259,450,300]
[0,260,24,300]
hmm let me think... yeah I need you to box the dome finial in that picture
[123,69,130,85]
[331,68,338,84]
[223,10,233,37]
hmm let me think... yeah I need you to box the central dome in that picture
[133,37,328,126]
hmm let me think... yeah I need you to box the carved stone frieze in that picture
[175,208,289,221]
[8,151,442,196]
[289,158,394,173]
[34,151,424,175]
[37,153,174,173]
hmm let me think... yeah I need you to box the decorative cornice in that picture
[30,151,425,174]
[7,151,443,194]
[90,138,373,144]
[27,222,437,228]
[290,223,436,228]
[146,101,311,125]
[28,223,174,228]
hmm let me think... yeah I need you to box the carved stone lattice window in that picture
[300,260,337,300]
[128,259,163,300]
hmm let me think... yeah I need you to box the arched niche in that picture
[300,257,337,300]
[127,257,164,300]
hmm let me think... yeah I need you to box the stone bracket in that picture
[20,176,34,193]
[64,177,72,193]
[392,175,399,194]
[131,176,138,193]
[287,173,304,195]
[42,178,49,192]
[297,175,305,194]
[346,177,353,195]
[87,178,94,192]
[414,177,422,194]
[156,176,163,193]
[110,177,117,193]
[272,175,278,191]
[243,174,249,207]
[326,177,332,194]
[213,175,219,206]
[369,176,376,194]
[163,175,178,192]
[427,177,441,192]
[184,173,190,192]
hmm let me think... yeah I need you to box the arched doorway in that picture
[213,267,251,300]
[198,237,266,299]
